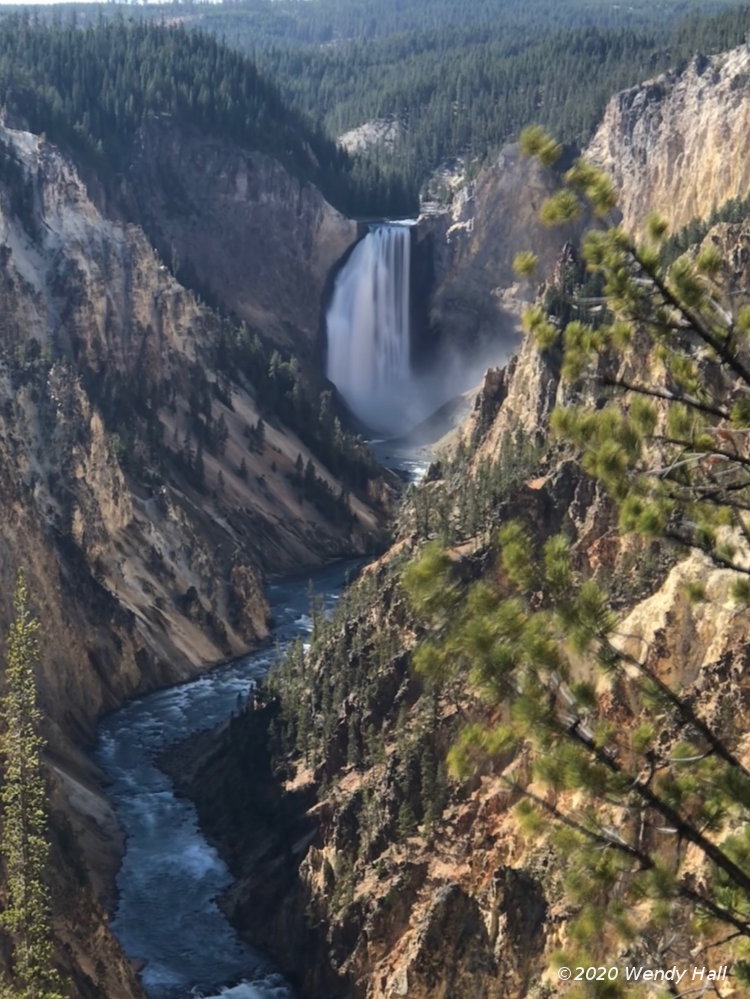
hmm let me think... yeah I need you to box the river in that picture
[95,559,364,999]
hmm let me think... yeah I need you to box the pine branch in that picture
[663,528,750,576]
[601,377,731,421]
[503,778,750,937]
[630,244,750,390]
[600,636,750,780]
[565,723,750,899]
[502,776,653,867]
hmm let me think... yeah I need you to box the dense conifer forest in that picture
[7,0,749,208]
[242,0,750,196]
[0,17,415,216]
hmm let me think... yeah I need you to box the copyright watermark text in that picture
[557,964,730,985]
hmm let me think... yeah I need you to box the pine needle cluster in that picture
[404,137,750,992]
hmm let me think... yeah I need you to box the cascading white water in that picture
[326,222,415,435]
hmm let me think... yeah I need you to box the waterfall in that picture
[326,222,414,435]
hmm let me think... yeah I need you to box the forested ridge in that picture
[242,0,750,198]
[13,0,750,206]
[42,0,746,52]
[0,17,415,216]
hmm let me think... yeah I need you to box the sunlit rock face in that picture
[587,44,750,235]
[0,120,387,999]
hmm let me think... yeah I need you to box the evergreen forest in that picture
[6,0,750,210]
[0,16,415,217]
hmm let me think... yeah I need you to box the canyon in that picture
[1,25,750,999]
[164,41,750,999]
[0,115,388,998]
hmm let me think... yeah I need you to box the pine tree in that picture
[0,573,65,999]
[215,414,229,457]
[194,439,205,490]
[405,140,750,989]
[255,418,265,451]
[396,797,418,840]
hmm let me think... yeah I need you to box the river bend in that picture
[95,561,361,999]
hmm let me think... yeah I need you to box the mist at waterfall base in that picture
[326,222,515,439]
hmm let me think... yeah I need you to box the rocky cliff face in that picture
[587,43,750,235]
[0,119,386,998]
[177,204,750,998]
[412,144,586,393]
[0,121,382,734]
[120,119,357,352]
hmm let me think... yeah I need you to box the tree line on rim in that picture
[45,0,750,206]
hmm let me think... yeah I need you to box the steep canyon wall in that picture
[587,43,750,234]
[0,119,381,998]
[179,46,750,999]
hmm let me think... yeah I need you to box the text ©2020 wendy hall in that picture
[556,964,730,985]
